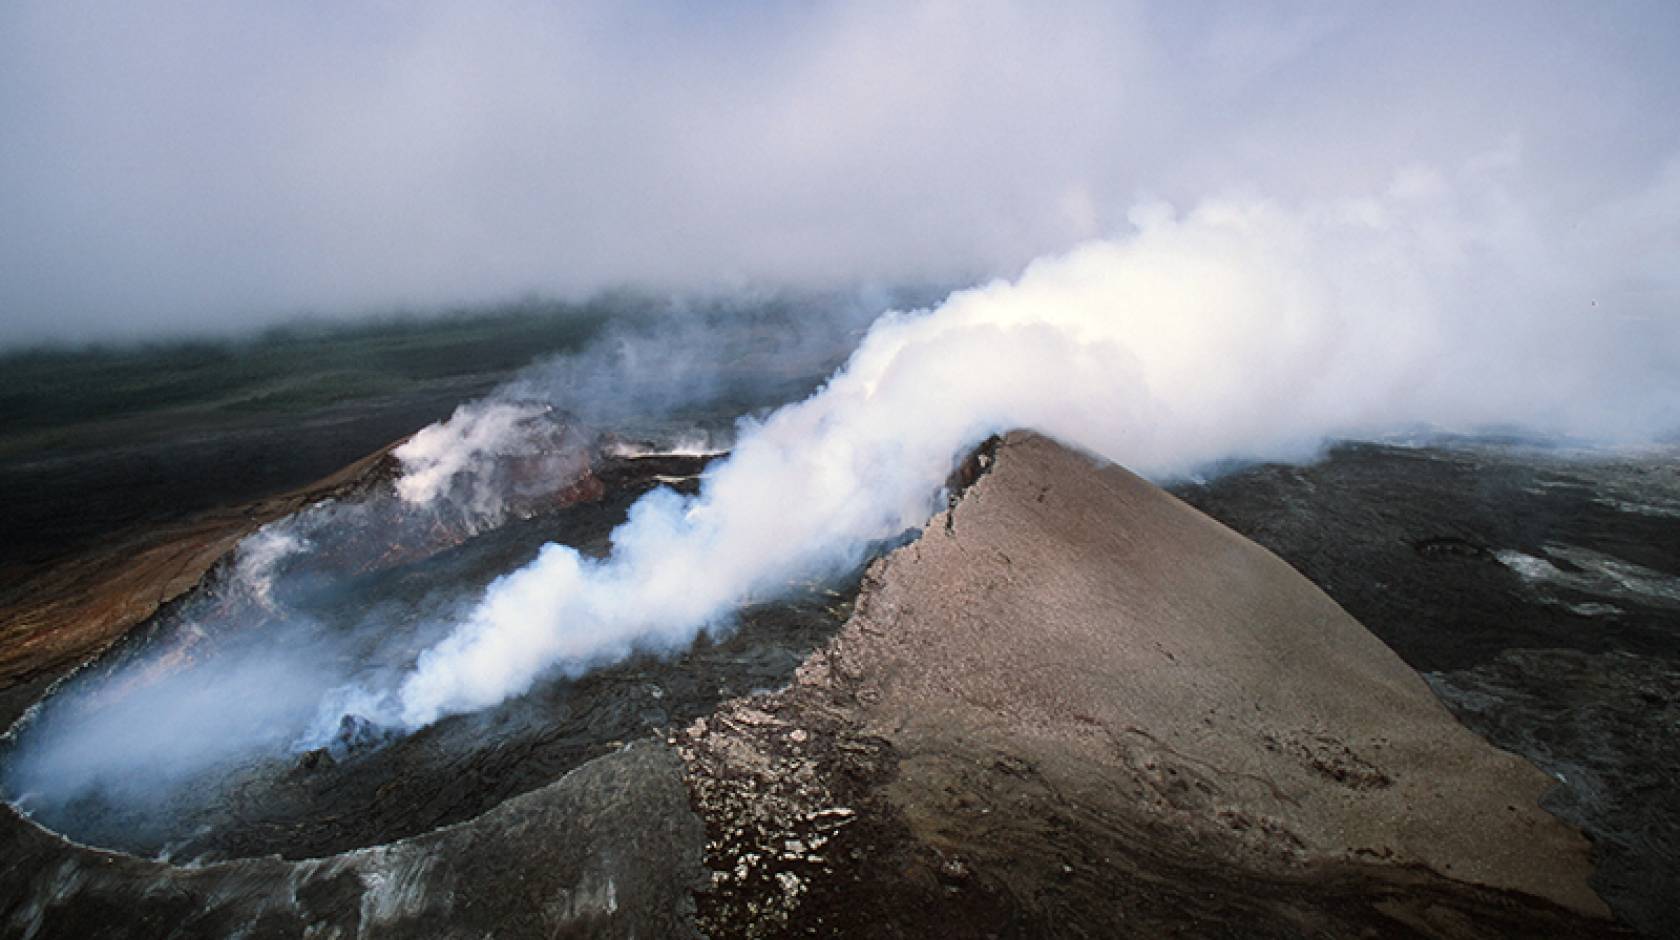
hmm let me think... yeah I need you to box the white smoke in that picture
[231,526,308,609]
[4,156,1675,825]
[380,162,1680,728]
[388,291,887,515]
[604,434,728,460]
[398,396,571,517]
[0,293,887,817]
[8,2,1674,835]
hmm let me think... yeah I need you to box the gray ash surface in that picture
[1174,438,1680,936]
[3,451,862,862]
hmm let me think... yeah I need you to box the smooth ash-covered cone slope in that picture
[683,432,1613,936]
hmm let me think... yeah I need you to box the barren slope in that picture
[682,432,1617,936]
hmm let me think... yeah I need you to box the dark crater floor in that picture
[1175,438,1680,672]
[1,452,862,862]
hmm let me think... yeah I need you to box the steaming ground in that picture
[1,417,592,826]
[0,293,893,832]
[4,169,1677,846]
[381,171,1678,730]
[1,442,869,860]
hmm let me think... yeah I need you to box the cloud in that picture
[1,1,1676,344]
[385,161,1680,726]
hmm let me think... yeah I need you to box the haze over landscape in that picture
[2,3,1679,938]
[2,1,1677,346]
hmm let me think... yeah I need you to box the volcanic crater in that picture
[0,426,865,862]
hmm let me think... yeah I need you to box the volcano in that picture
[0,431,1640,937]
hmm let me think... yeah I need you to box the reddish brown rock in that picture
[0,438,404,690]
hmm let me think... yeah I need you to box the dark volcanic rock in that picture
[1173,440,1680,673]
[2,741,705,939]
[1427,648,1680,938]
[330,713,392,757]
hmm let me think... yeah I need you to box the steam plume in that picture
[4,162,1674,819]
[0,296,873,813]
[384,165,1679,727]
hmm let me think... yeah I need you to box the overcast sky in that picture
[1,1,1677,346]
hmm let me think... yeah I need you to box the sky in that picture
[1,1,1678,345]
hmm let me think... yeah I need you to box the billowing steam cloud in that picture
[0,295,876,816]
[381,162,1679,727]
[4,160,1676,823]
[4,1,1677,853]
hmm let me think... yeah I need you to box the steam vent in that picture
[0,433,1624,937]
